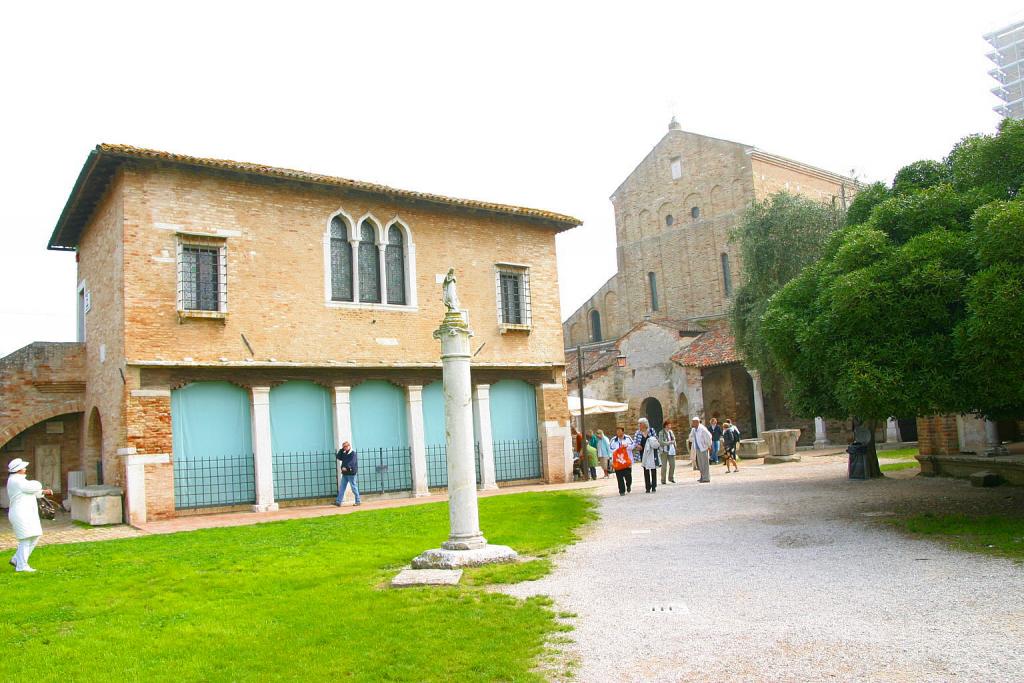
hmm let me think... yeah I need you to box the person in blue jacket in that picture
[333,441,361,507]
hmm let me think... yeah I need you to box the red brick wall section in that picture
[0,413,82,494]
[0,342,86,451]
[125,395,173,455]
[536,376,571,483]
[917,415,960,456]
[144,462,175,521]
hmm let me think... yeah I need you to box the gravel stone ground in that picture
[503,455,1024,682]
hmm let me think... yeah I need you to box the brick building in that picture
[1,144,580,522]
[563,120,877,445]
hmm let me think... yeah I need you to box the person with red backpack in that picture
[609,426,635,496]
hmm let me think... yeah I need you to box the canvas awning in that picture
[567,396,629,416]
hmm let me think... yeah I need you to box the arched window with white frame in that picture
[329,215,354,302]
[358,219,381,303]
[385,224,406,305]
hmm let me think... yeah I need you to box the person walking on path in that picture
[634,418,661,493]
[722,420,741,473]
[709,417,723,464]
[573,426,590,482]
[334,441,361,507]
[596,429,612,478]
[609,427,634,495]
[7,458,52,573]
[658,420,677,484]
[689,417,713,483]
[584,437,599,481]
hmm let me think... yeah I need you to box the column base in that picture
[412,544,519,569]
[251,503,279,512]
[763,454,802,464]
[442,534,488,551]
[813,439,831,449]
[478,483,500,492]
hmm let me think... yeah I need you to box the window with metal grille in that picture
[180,244,225,311]
[496,265,530,328]
[358,220,381,303]
[330,216,353,302]
[385,224,405,305]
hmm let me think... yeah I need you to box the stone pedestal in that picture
[762,429,802,464]
[813,417,830,449]
[70,485,123,525]
[414,305,518,570]
[737,438,768,459]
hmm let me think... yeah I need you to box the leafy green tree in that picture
[729,192,844,385]
[844,182,888,226]
[757,119,1024,476]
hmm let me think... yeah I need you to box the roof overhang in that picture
[48,144,583,250]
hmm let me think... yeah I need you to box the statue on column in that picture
[442,268,460,313]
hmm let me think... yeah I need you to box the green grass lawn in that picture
[878,447,919,459]
[891,513,1024,562]
[880,460,920,472]
[0,491,595,682]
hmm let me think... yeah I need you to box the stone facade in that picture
[2,144,579,522]
[563,123,859,444]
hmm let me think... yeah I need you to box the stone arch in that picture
[684,193,702,222]
[84,407,103,485]
[603,291,619,338]
[0,397,85,453]
[589,309,603,342]
[710,185,726,216]
[639,209,655,239]
[640,397,664,432]
[658,202,676,231]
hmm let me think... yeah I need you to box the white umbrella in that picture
[567,396,629,416]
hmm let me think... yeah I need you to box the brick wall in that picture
[0,413,82,494]
[77,174,128,486]
[0,342,85,455]
[118,165,567,368]
[917,415,960,456]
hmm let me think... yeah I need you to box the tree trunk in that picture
[853,416,883,478]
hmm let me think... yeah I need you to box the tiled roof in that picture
[565,342,620,383]
[672,326,739,368]
[48,144,582,249]
[647,317,706,335]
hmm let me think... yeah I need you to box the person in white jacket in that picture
[689,417,713,484]
[6,458,52,573]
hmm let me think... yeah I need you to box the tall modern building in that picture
[985,19,1024,120]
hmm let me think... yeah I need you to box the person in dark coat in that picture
[333,441,361,506]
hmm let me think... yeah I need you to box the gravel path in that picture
[503,456,1024,682]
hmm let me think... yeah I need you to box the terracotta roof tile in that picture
[565,342,620,382]
[672,327,739,368]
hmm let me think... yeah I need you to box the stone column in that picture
[473,384,499,490]
[120,448,171,525]
[813,417,830,448]
[250,387,278,513]
[407,385,430,497]
[434,312,486,550]
[886,417,901,443]
[331,386,352,450]
[749,370,766,437]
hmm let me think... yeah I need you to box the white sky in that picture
[0,1,1020,357]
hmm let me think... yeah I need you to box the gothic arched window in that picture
[386,224,406,305]
[330,216,353,302]
[358,220,381,303]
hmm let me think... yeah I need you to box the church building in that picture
[563,120,881,445]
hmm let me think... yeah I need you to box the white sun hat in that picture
[7,458,29,473]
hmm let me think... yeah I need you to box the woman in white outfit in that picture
[6,458,52,573]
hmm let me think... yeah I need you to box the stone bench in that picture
[69,485,124,525]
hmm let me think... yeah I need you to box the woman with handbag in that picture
[609,427,634,495]
[596,429,612,478]
[634,418,661,493]
[6,458,53,573]
[658,420,677,484]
